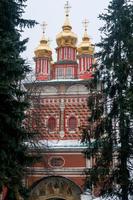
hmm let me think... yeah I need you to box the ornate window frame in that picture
[68,115,77,132]
[47,116,56,133]
[48,156,65,168]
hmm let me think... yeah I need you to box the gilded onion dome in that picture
[34,22,52,58]
[78,20,95,55]
[56,1,77,48]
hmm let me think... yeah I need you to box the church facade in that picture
[25,2,96,200]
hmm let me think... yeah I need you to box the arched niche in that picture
[41,86,58,95]
[66,84,88,94]
[29,176,82,200]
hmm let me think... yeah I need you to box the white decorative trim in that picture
[66,84,88,94]
[27,174,86,178]
[42,152,84,155]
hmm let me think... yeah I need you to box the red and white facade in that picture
[56,47,77,62]
[25,6,96,200]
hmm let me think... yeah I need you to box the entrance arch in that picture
[46,198,65,200]
[29,176,82,200]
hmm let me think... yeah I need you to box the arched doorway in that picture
[47,198,65,200]
[29,176,82,200]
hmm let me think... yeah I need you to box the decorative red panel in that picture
[68,116,77,131]
[48,117,56,132]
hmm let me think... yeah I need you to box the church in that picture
[25,1,96,200]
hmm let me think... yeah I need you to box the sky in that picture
[22,0,110,66]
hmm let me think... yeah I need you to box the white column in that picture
[59,99,65,138]
[81,58,83,72]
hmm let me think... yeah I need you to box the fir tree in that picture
[83,0,133,199]
[0,0,38,199]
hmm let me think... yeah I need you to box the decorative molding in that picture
[40,86,58,95]
[66,84,88,94]
[29,176,81,200]
[48,156,65,168]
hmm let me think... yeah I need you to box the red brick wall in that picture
[32,153,86,168]
[25,83,90,192]
[28,95,89,140]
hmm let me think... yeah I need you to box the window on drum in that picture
[66,67,73,79]
[56,68,64,79]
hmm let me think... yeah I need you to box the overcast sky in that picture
[22,0,110,65]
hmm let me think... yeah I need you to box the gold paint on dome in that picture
[34,36,52,58]
[56,1,77,47]
[78,19,94,55]
[34,22,52,58]
[62,17,71,31]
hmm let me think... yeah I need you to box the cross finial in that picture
[82,19,89,32]
[64,1,71,17]
[41,21,47,36]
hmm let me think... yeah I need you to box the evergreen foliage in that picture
[0,0,38,199]
[83,0,133,199]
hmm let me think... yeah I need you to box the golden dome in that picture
[56,17,77,48]
[56,1,77,48]
[34,36,52,58]
[78,19,95,55]
[78,31,94,55]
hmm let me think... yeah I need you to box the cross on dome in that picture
[64,1,71,17]
[82,19,89,32]
[41,21,47,35]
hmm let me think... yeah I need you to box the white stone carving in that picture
[66,84,88,94]
[41,86,57,95]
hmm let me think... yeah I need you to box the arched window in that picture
[68,116,77,131]
[48,117,56,132]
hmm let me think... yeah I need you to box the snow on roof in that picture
[38,139,87,149]
[35,79,83,83]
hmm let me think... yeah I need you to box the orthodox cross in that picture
[41,21,47,35]
[82,19,89,32]
[64,1,71,17]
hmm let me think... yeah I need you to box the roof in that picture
[38,139,87,148]
[27,140,88,152]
